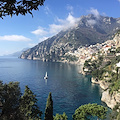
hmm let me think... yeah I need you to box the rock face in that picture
[101,89,120,109]
[101,89,117,109]
[99,81,110,90]
[113,30,120,48]
[91,78,109,90]
[92,78,120,109]
[20,14,120,62]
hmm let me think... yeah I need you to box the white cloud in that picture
[89,8,100,19]
[66,5,74,14]
[118,0,120,2]
[49,24,64,34]
[31,27,48,36]
[28,43,37,47]
[44,6,53,15]
[67,13,80,25]
[56,14,79,25]
[39,37,49,42]
[32,13,80,38]
[49,13,80,34]
[87,19,96,25]
[102,12,107,16]
[0,35,31,41]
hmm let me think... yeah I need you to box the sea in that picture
[0,57,103,119]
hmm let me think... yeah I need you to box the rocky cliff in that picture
[20,14,120,62]
[83,31,120,109]
[101,89,120,109]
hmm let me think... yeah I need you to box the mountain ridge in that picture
[20,14,120,61]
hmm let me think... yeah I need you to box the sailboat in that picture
[44,72,48,79]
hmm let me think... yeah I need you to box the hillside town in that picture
[64,32,120,65]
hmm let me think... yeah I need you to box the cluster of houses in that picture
[65,33,120,65]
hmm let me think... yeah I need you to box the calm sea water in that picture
[0,57,103,119]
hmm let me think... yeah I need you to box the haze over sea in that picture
[0,57,103,119]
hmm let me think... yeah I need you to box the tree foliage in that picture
[73,103,107,120]
[109,103,120,120]
[0,81,42,120]
[0,81,111,120]
[0,81,21,120]
[20,85,42,120]
[54,112,68,120]
[0,0,45,18]
[45,92,53,120]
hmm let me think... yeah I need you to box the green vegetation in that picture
[116,47,120,53]
[0,81,21,120]
[20,86,42,120]
[73,103,107,120]
[44,92,53,120]
[83,55,104,78]
[84,48,120,94]
[83,45,120,119]
[110,103,120,120]
[0,81,109,120]
[63,54,78,62]
[54,112,68,120]
[0,81,42,120]
[0,0,45,18]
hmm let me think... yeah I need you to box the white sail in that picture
[45,72,47,77]
[44,72,48,79]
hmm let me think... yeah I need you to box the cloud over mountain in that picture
[31,13,80,41]
[33,14,80,33]
[89,8,100,19]
[87,19,97,25]
[31,27,48,36]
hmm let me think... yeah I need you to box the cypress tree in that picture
[44,92,53,120]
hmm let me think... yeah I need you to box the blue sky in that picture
[0,0,120,56]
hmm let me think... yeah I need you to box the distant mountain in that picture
[20,14,120,62]
[6,48,29,57]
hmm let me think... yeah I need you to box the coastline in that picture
[91,77,120,109]
[20,57,119,110]
[79,63,120,109]
[67,57,120,110]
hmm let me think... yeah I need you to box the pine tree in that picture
[73,103,107,120]
[44,92,53,120]
[0,81,21,120]
[20,86,42,120]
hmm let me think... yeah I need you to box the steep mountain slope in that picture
[20,14,120,61]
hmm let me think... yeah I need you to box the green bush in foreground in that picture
[73,103,107,120]
[54,112,68,120]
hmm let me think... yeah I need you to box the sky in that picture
[0,0,120,56]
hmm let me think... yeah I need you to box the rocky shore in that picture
[91,77,120,109]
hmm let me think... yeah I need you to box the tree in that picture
[45,92,53,120]
[0,81,21,120]
[54,112,68,120]
[110,103,120,120]
[73,103,107,120]
[0,0,45,18]
[0,82,42,120]
[19,85,42,120]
